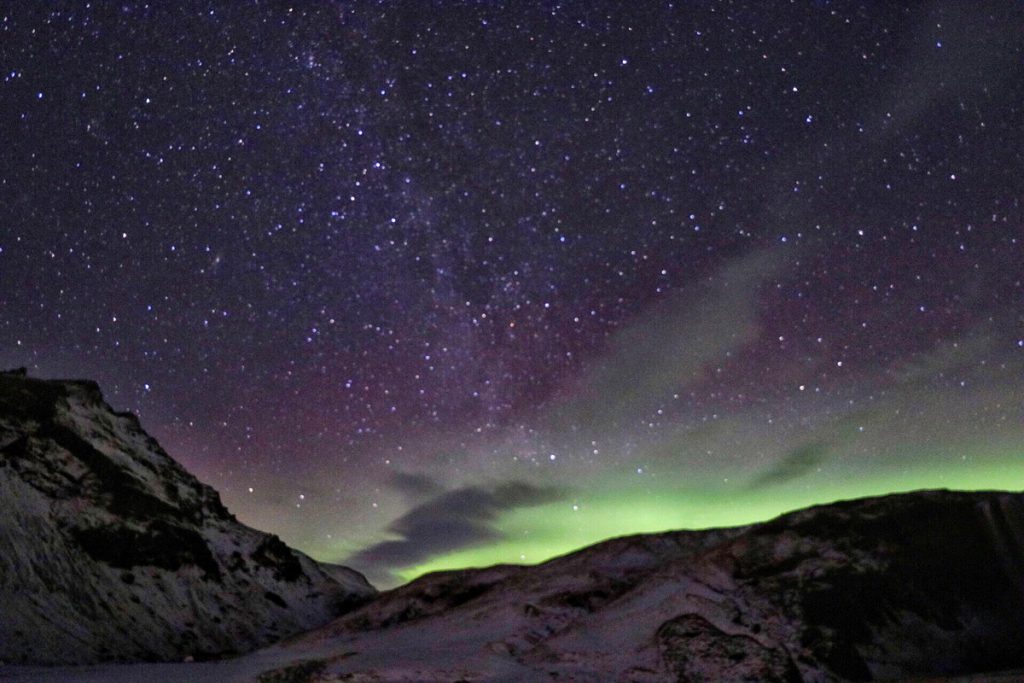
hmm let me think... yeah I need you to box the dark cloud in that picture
[746,443,829,490]
[347,481,566,585]
[388,471,445,501]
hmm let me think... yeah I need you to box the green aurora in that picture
[396,449,1024,583]
[270,256,1024,589]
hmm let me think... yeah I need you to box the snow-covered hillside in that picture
[275,489,1024,681]
[0,370,375,665]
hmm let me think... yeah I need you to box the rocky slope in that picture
[0,370,375,665]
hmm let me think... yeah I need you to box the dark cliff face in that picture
[731,493,1024,680]
[0,372,375,665]
[284,489,1024,681]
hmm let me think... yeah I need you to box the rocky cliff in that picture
[0,370,375,665]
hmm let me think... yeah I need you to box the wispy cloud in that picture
[549,247,793,434]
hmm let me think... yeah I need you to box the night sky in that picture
[2,1,1023,586]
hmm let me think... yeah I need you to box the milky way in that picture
[2,2,1023,586]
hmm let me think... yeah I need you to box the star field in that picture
[2,1,1023,585]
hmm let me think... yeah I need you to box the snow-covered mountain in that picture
[0,370,375,665]
[30,489,1018,681]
